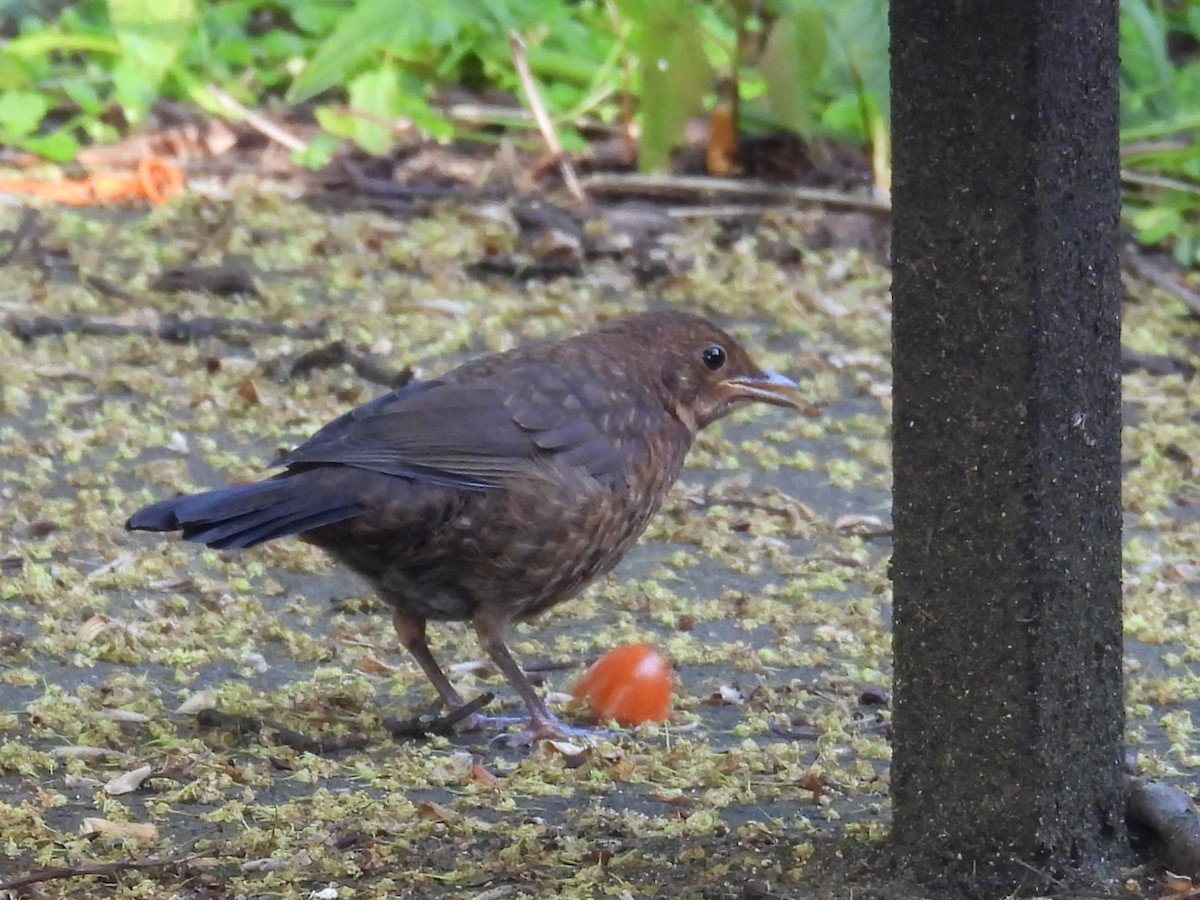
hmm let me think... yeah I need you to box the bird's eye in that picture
[701,345,726,371]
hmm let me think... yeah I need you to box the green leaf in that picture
[825,0,890,125]
[1129,204,1182,246]
[636,3,712,172]
[759,4,827,139]
[62,77,104,116]
[1121,0,1173,86]
[106,0,197,121]
[20,130,79,161]
[168,68,238,119]
[292,0,349,35]
[820,93,866,141]
[0,90,48,137]
[347,66,403,155]
[289,0,419,103]
[314,104,359,140]
[1172,232,1199,269]
[2,32,122,58]
[293,132,342,170]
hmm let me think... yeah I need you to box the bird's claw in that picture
[487,714,619,749]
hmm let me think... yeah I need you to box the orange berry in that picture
[571,643,672,725]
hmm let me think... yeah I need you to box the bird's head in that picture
[605,312,806,432]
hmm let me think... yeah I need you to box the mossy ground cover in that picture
[0,188,1195,897]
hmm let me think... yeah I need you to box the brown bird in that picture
[127,311,804,739]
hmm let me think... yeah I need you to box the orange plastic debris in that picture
[0,155,184,206]
[572,643,673,726]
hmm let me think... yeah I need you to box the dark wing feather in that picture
[503,364,627,489]
[292,379,442,448]
[274,367,626,490]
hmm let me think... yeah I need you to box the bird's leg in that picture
[392,612,467,710]
[472,609,598,743]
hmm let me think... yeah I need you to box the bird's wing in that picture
[274,368,625,490]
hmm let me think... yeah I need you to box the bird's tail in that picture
[125,478,362,550]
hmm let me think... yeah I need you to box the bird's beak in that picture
[721,370,806,410]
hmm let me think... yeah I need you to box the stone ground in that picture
[0,186,1197,898]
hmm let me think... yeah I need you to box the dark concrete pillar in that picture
[889,0,1124,891]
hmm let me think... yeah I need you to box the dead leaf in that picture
[415,800,460,823]
[100,708,150,724]
[832,513,892,538]
[80,817,158,841]
[470,764,500,786]
[797,772,830,802]
[237,379,260,404]
[175,690,216,714]
[543,738,589,757]
[354,654,398,676]
[105,764,153,795]
[77,614,117,643]
[1163,871,1193,895]
[705,684,745,706]
[428,751,474,786]
[1165,563,1200,584]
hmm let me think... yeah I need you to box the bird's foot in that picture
[488,711,618,749]
[385,695,617,745]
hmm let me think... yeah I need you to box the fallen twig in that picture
[1124,249,1200,319]
[205,82,306,153]
[335,160,476,205]
[510,31,585,204]
[1121,168,1200,200]
[280,339,413,388]
[1121,346,1195,378]
[152,263,260,297]
[0,853,205,892]
[196,707,368,754]
[581,173,892,213]
[9,313,326,344]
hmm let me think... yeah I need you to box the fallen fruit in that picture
[572,643,672,725]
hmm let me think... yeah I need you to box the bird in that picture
[126,310,805,739]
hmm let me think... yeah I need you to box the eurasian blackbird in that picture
[127,310,804,738]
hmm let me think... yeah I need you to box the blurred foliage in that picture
[1119,0,1200,266]
[0,0,1196,263]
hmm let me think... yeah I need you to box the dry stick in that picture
[0,854,205,892]
[195,707,368,754]
[1121,168,1200,200]
[509,31,586,204]
[603,0,639,163]
[444,102,538,129]
[667,204,803,220]
[8,313,326,344]
[1124,249,1200,319]
[580,173,893,213]
[205,82,307,153]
